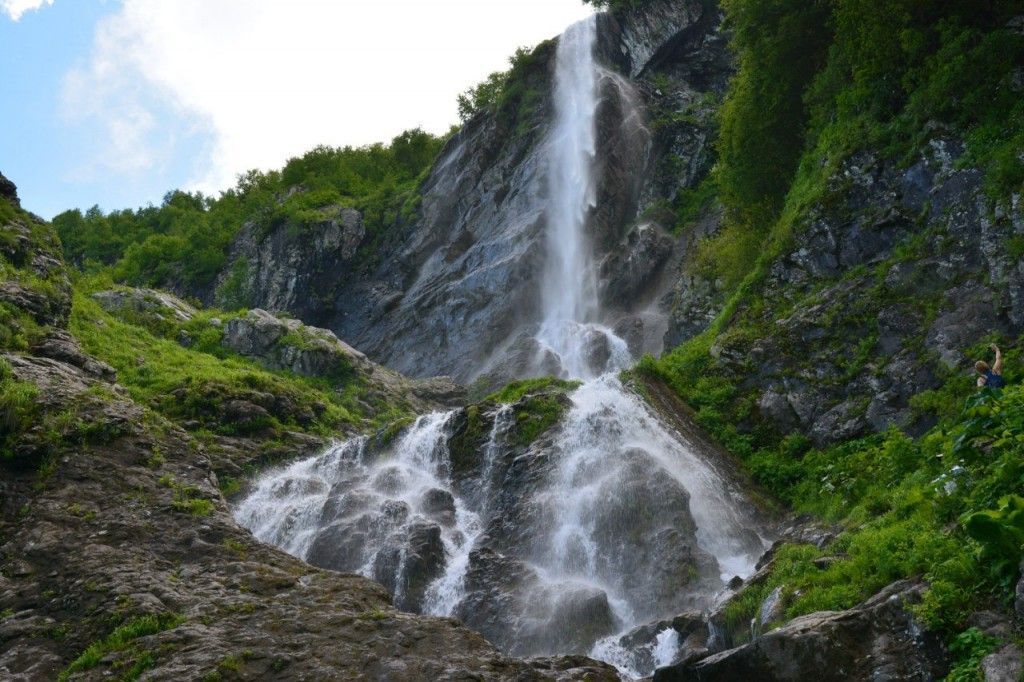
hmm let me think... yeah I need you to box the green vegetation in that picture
[0,358,40,457]
[484,377,580,447]
[485,376,580,404]
[53,129,446,300]
[0,195,69,351]
[456,40,554,138]
[676,370,1024,646]
[0,356,130,468]
[647,321,1024,638]
[160,474,216,517]
[449,377,579,476]
[640,2,1024,669]
[692,0,1024,291]
[68,283,406,439]
[945,627,1000,682]
[58,612,184,681]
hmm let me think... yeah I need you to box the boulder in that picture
[981,643,1023,682]
[92,288,197,324]
[223,308,364,379]
[394,521,447,613]
[654,581,949,682]
[419,488,457,527]
[546,586,619,654]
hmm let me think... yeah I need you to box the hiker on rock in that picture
[976,344,1005,389]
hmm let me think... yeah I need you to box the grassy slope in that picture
[68,279,412,442]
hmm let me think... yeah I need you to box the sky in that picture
[0,0,594,219]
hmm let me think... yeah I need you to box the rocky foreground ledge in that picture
[0,175,619,680]
[0,370,614,680]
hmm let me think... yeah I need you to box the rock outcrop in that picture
[654,581,950,681]
[92,289,466,413]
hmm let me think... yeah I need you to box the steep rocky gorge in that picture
[3,0,1024,679]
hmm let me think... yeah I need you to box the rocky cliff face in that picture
[699,140,1024,446]
[198,0,729,392]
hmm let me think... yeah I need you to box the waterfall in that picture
[234,13,771,680]
[535,16,631,381]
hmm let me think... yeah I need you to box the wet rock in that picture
[589,449,722,616]
[581,328,612,374]
[395,522,446,613]
[547,586,618,654]
[600,222,675,306]
[457,548,542,651]
[471,332,563,393]
[655,581,949,682]
[754,586,786,635]
[612,612,706,673]
[420,488,457,527]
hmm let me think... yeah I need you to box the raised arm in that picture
[992,344,1004,374]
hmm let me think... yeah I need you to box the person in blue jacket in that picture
[975,344,1006,389]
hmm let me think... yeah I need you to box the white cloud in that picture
[1,0,54,21]
[62,0,593,195]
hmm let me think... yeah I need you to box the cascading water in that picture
[535,16,632,381]
[235,14,771,680]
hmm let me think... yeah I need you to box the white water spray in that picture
[535,16,631,380]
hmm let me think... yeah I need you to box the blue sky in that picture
[1,0,592,220]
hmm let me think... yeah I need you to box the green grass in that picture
[483,377,580,447]
[69,291,365,437]
[58,613,185,681]
[485,376,580,404]
[0,358,41,457]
